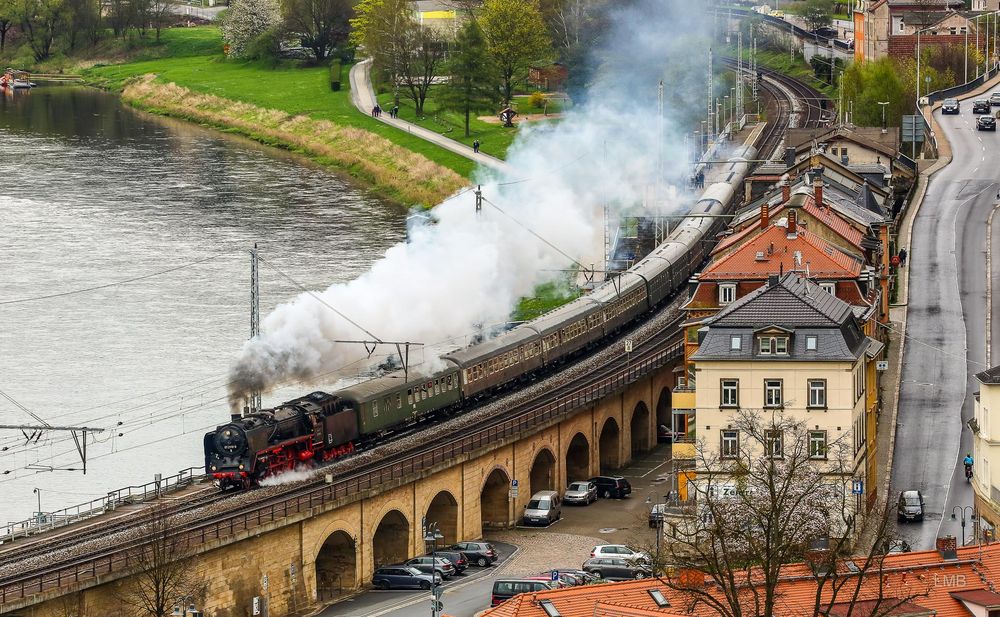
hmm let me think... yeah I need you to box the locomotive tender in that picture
[205,146,756,489]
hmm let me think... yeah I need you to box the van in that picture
[491,579,557,606]
[522,490,561,526]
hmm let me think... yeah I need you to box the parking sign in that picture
[551,570,560,582]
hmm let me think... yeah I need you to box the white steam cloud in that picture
[228,0,713,405]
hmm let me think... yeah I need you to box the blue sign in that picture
[852,480,864,495]
[512,480,519,488]
[551,570,560,582]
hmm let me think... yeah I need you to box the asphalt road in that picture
[893,101,1000,550]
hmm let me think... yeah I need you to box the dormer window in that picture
[820,282,836,295]
[730,336,742,351]
[759,336,789,355]
[719,283,736,305]
[806,335,818,351]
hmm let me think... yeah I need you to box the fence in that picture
[0,467,202,541]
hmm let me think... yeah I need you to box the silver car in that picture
[564,481,597,505]
[991,92,1000,106]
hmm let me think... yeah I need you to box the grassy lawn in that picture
[375,89,566,160]
[511,279,582,322]
[84,27,477,177]
[730,46,839,99]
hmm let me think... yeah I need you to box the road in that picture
[893,100,1000,550]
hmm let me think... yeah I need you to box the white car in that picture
[589,545,651,563]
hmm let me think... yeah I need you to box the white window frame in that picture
[808,379,827,408]
[806,335,818,351]
[721,430,739,459]
[764,379,783,408]
[820,282,836,295]
[809,430,827,459]
[721,379,739,408]
[730,335,742,351]
[766,429,783,458]
[719,283,737,305]
[775,337,788,355]
[760,337,772,355]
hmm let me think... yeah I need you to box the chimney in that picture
[781,175,791,202]
[761,202,770,229]
[788,209,797,235]
[768,274,779,287]
[936,535,958,559]
[813,175,824,209]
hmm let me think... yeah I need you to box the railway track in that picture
[0,301,686,605]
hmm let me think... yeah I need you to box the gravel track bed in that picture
[1,296,685,581]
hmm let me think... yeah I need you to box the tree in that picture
[17,0,64,61]
[221,0,282,58]
[148,0,176,42]
[480,0,552,104]
[0,0,15,51]
[114,506,206,617]
[282,0,352,62]
[396,22,446,115]
[538,0,608,99]
[438,19,500,136]
[350,0,411,105]
[840,57,907,127]
[651,410,924,617]
[801,0,834,32]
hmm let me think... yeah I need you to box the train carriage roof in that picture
[528,296,602,335]
[586,270,647,303]
[337,364,458,403]
[442,325,539,366]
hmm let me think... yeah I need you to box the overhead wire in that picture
[480,196,586,271]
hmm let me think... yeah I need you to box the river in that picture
[0,85,407,524]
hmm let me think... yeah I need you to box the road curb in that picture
[989,204,1000,368]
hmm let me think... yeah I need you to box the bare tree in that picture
[396,22,447,115]
[114,506,206,617]
[650,409,925,617]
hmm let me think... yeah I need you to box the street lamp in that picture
[423,522,445,617]
[724,95,731,135]
[877,101,890,133]
[33,488,42,526]
[951,505,977,547]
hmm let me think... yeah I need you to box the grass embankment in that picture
[375,91,567,159]
[84,27,479,200]
[730,47,839,99]
[512,280,582,322]
[122,75,465,206]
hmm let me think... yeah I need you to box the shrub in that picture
[528,91,545,110]
[244,29,281,65]
[329,60,342,91]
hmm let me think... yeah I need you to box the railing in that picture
[0,340,683,605]
[0,467,202,541]
[925,62,1000,105]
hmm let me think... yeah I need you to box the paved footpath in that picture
[348,59,509,173]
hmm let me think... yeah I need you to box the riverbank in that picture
[122,75,465,206]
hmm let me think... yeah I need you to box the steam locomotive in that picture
[204,146,756,489]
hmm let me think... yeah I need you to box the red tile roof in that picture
[482,543,1000,617]
[713,197,866,257]
[700,225,863,281]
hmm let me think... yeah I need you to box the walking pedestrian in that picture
[375,104,382,117]
[473,139,480,154]
[899,248,907,267]
[392,105,399,119]
[371,105,378,117]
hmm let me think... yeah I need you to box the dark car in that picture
[449,541,498,567]
[490,579,557,606]
[942,98,960,114]
[897,490,925,522]
[433,550,469,573]
[979,116,997,131]
[590,475,632,499]
[582,557,652,581]
[405,555,456,578]
[813,26,837,38]
[372,565,438,590]
[974,99,991,114]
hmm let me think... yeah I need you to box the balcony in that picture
[672,385,695,410]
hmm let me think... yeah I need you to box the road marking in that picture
[975,167,981,173]
[641,459,671,478]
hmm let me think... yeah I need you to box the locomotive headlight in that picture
[239,464,244,470]
[211,465,217,471]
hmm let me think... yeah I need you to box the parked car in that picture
[552,569,601,584]
[590,475,632,499]
[433,550,469,573]
[649,503,668,528]
[590,544,651,562]
[813,26,837,38]
[405,555,456,578]
[942,98,960,114]
[564,480,597,505]
[991,92,1000,106]
[490,579,558,606]
[974,99,991,114]
[522,490,561,526]
[449,541,498,566]
[897,490,925,522]
[372,565,438,590]
[523,574,570,588]
[582,557,652,581]
[978,115,996,131]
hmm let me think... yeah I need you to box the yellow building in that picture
[688,273,882,506]
[973,367,1000,541]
